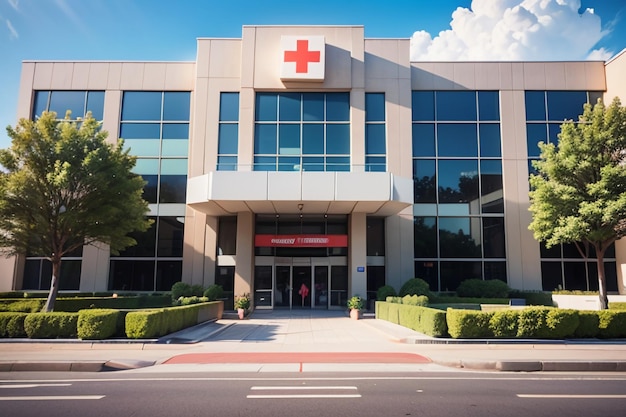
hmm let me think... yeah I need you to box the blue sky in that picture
[0,0,625,148]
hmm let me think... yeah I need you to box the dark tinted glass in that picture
[122,92,162,120]
[86,91,105,120]
[156,261,182,291]
[437,124,478,157]
[116,219,157,257]
[483,217,505,258]
[49,91,86,119]
[484,262,507,281]
[439,218,481,258]
[159,175,187,203]
[256,93,278,121]
[108,260,155,291]
[254,124,277,154]
[436,91,476,121]
[441,262,481,291]
[302,124,324,154]
[303,93,324,121]
[120,123,160,139]
[412,91,434,121]
[413,159,436,203]
[365,124,386,154]
[438,159,479,203]
[163,92,190,121]
[480,160,504,213]
[414,217,437,257]
[412,124,435,157]
[479,124,501,157]
[365,156,386,172]
[365,93,385,122]
[525,91,546,121]
[326,124,350,154]
[279,93,301,121]
[548,123,562,145]
[326,93,350,121]
[157,217,184,257]
[526,124,547,157]
[219,92,240,121]
[162,123,189,139]
[541,261,562,291]
[218,124,239,154]
[415,261,438,291]
[547,91,587,121]
[278,124,300,154]
[141,174,158,203]
[32,91,50,118]
[478,91,499,121]
[367,217,386,256]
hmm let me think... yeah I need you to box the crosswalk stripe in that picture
[0,395,104,401]
[518,394,626,399]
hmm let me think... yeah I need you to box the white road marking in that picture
[250,386,357,390]
[0,384,72,389]
[518,394,626,399]
[247,394,361,399]
[0,395,104,401]
[248,385,361,399]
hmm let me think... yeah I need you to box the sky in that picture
[0,0,625,148]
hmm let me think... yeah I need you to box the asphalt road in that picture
[1,371,626,417]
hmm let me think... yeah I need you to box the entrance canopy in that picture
[187,171,412,216]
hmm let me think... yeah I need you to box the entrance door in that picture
[292,266,311,308]
[275,266,291,308]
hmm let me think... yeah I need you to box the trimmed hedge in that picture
[456,279,510,298]
[24,312,78,338]
[609,302,626,310]
[573,311,600,338]
[0,295,171,313]
[0,312,28,337]
[489,310,519,337]
[77,309,119,340]
[0,299,44,313]
[376,285,397,301]
[446,309,494,338]
[398,278,433,299]
[597,310,626,339]
[376,301,447,337]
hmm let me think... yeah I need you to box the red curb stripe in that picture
[163,352,431,364]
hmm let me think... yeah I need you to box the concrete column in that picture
[349,212,367,297]
[79,242,110,292]
[234,211,254,300]
[616,240,626,294]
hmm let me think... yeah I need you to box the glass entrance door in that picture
[275,266,291,308]
[292,266,311,308]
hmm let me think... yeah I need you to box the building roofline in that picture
[21,60,195,64]
[606,48,626,65]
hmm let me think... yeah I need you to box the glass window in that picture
[438,159,479,204]
[86,91,105,120]
[219,92,240,122]
[478,91,499,121]
[302,157,324,171]
[49,91,86,119]
[326,124,350,154]
[479,124,501,157]
[162,123,188,139]
[365,124,386,154]
[120,123,161,139]
[437,124,478,157]
[303,93,324,121]
[326,92,350,121]
[365,93,385,122]
[156,261,182,291]
[278,156,301,171]
[159,175,187,203]
[279,124,301,155]
[254,124,277,154]
[325,156,350,171]
[412,124,435,157]
[218,217,237,255]
[255,93,278,121]
[162,92,190,121]
[122,92,162,120]
[483,217,505,258]
[115,219,157,257]
[108,260,155,291]
[526,124,547,158]
[365,156,386,172]
[33,91,50,118]
[440,261,481,291]
[480,160,504,213]
[414,217,437,258]
[279,93,301,121]
[525,91,546,121]
[547,91,587,121]
[218,124,239,154]
[217,156,238,171]
[254,156,277,171]
[439,217,481,258]
[302,124,324,154]
[33,91,105,121]
[157,217,184,257]
[412,91,435,121]
[436,91,476,121]
[413,159,436,203]
[367,217,385,256]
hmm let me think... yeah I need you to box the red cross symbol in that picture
[284,40,321,73]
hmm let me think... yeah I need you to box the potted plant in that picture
[234,294,250,319]
[347,295,364,320]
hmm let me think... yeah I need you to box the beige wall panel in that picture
[351,27,366,89]
[543,62,566,90]
[196,39,211,79]
[107,63,122,90]
[33,62,53,89]
[240,27,256,88]
[190,77,208,176]
[385,210,415,290]
[102,90,121,144]
[473,63,501,90]
[209,39,242,79]
[16,63,35,121]
[239,87,255,171]
[51,62,73,89]
[0,256,18,292]
[500,90,527,160]
[605,52,626,101]
[142,63,167,90]
[203,214,218,287]
[432,63,455,89]
[585,61,607,91]
[617,240,626,294]
[564,62,587,88]
[87,63,109,90]
[165,63,195,90]
[235,212,254,301]
[71,63,90,89]
[119,63,145,90]
[349,212,367,297]
[452,62,476,89]
[509,63,524,90]
[79,242,109,292]
[396,86,413,178]
[498,63,513,90]
[351,88,365,170]
[523,62,546,90]
[411,63,436,90]
[204,78,224,172]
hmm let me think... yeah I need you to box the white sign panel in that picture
[280,36,325,82]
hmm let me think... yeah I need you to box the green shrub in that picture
[399,278,433,299]
[24,312,78,338]
[125,310,165,338]
[609,302,626,310]
[376,285,396,301]
[191,284,205,297]
[456,279,510,298]
[401,294,429,306]
[545,309,579,339]
[573,311,600,338]
[376,302,446,337]
[203,284,224,301]
[508,290,554,306]
[0,312,28,337]
[77,309,119,340]
[489,310,519,337]
[597,310,626,339]
[171,282,192,300]
[516,307,551,338]
[0,299,44,313]
[386,296,402,304]
[446,309,494,338]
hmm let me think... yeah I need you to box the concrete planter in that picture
[552,294,626,310]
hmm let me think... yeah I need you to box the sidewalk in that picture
[1,309,626,373]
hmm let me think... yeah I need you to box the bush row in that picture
[385,294,429,306]
[375,301,447,337]
[0,295,172,313]
[0,301,223,339]
[446,307,626,339]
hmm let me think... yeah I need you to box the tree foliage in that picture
[528,97,626,309]
[0,111,152,311]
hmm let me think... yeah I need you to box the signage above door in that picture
[280,36,325,82]
[255,234,347,247]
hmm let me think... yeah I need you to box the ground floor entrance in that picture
[254,257,348,310]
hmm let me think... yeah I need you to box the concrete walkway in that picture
[1,309,626,373]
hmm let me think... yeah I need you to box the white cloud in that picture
[410,0,612,61]
[6,19,17,39]
[7,0,19,11]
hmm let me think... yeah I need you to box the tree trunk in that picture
[596,249,609,310]
[42,259,61,312]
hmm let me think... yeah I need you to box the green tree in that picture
[0,111,152,312]
[528,98,626,309]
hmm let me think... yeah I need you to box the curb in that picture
[434,359,626,372]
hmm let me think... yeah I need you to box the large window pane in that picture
[279,124,301,155]
[157,217,184,257]
[302,124,324,154]
[163,92,190,121]
[278,156,301,171]
[279,93,301,121]
[120,123,160,139]
[32,91,50,118]
[525,91,546,121]
[439,217,481,258]
[438,159,479,205]
[413,159,436,203]
[414,217,437,258]
[412,91,435,121]
[547,91,587,121]
[156,261,182,291]
[122,92,162,120]
[478,91,499,121]
[219,92,240,121]
[440,261,481,292]
[326,124,350,154]
[162,123,189,139]
[116,219,157,257]
[365,93,385,122]
[303,93,324,121]
[218,124,239,154]
[49,91,86,119]
[541,261,562,291]
[86,91,105,120]
[412,124,435,157]
[254,124,277,154]
[480,160,504,213]
[526,124,547,157]
[415,261,438,291]
[479,124,501,157]
[437,124,478,157]
[365,124,386,154]
[483,217,505,258]
[256,93,278,121]
[108,260,155,291]
[436,91,476,121]
[326,93,350,121]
